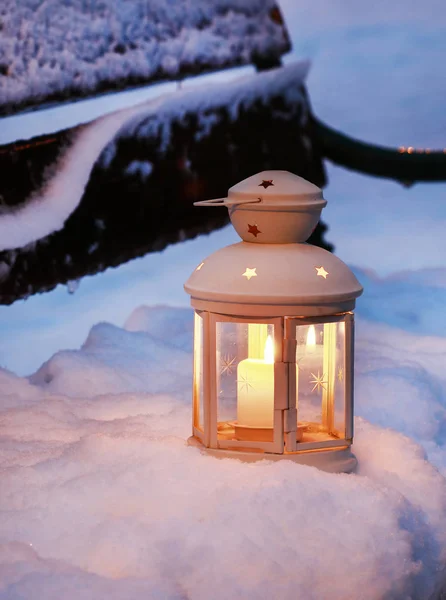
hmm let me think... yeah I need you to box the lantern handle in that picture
[193,197,262,207]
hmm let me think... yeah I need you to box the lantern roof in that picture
[213,170,326,208]
[184,241,363,316]
[185,170,363,316]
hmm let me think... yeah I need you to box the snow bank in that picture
[1,305,446,599]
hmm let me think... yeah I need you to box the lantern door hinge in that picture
[274,362,288,409]
[283,408,297,433]
[283,338,297,363]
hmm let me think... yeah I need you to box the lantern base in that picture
[233,423,304,443]
[187,436,357,474]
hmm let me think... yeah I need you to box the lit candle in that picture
[237,335,274,428]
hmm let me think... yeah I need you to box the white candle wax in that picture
[237,358,274,428]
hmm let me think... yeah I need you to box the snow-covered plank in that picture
[0,61,327,305]
[0,0,290,116]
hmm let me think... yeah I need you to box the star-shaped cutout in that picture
[315,266,329,279]
[196,262,204,271]
[242,267,257,280]
[247,224,262,237]
[310,371,328,394]
[221,354,237,376]
[337,367,344,382]
[237,374,255,393]
[259,179,274,189]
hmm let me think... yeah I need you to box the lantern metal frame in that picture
[208,313,284,454]
[185,170,362,473]
[191,308,356,472]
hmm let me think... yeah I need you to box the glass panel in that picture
[295,320,346,443]
[334,322,346,437]
[193,312,204,431]
[216,321,275,443]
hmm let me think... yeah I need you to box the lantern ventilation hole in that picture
[242,267,257,280]
[259,179,274,188]
[315,266,329,279]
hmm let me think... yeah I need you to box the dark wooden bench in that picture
[0,1,329,305]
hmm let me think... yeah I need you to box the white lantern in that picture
[184,171,363,473]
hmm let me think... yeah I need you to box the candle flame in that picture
[306,325,316,347]
[264,335,274,364]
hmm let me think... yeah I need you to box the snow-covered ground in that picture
[1,303,446,599]
[1,1,446,598]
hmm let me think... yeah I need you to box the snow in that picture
[0,0,287,114]
[0,60,308,252]
[125,159,153,179]
[0,105,153,251]
[1,1,446,598]
[0,79,179,144]
[0,65,257,145]
[1,301,446,599]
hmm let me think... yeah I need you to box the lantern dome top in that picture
[186,170,363,316]
[184,241,363,317]
[194,170,327,244]
[218,170,324,207]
